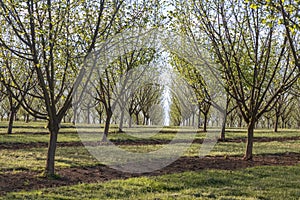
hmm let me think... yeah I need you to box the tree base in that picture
[242,156,253,161]
[118,130,125,133]
[41,172,62,180]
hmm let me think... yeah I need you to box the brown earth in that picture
[0,153,299,195]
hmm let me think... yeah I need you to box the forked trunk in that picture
[244,121,255,160]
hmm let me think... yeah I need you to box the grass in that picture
[1,139,299,173]
[1,121,299,144]
[2,164,300,199]
[0,123,299,199]
[0,124,299,173]
[0,147,99,173]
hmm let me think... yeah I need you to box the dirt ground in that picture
[0,153,299,195]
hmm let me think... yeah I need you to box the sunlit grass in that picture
[1,122,299,144]
[1,140,299,173]
[3,164,300,199]
[0,147,99,173]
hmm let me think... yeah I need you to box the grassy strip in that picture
[1,140,299,173]
[2,164,300,199]
[1,128,300,144]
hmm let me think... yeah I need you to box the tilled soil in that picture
[0,153,299,195]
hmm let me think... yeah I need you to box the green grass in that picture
[1,139,299,173]
[0,147,100,173]
[2,164,300,199]
[0,124,299,199]
[1,122,299,144]
[0,133,81,144]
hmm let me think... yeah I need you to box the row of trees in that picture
[169,0,300,160]
[0,0,164,176]
[0,0,299,176]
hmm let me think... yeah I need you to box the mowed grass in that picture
[1,121,299,144]
[0,123,299,173]
[0,122,300,199]
[1,139,299,173]
[2,164,300,200]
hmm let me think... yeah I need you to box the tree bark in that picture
[118,109,125,133]
[129,114,132,128]
[45,120,60,177]
[7,108,16,135]
[220,112,227,141]
[244,121,255,160]
[203,113,208,132]
[274,114,279,132]
[135,113,139,125]
[102,110,112,142]
[87,107,90,124]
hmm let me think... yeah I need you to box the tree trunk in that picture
[118,109,125,133]
[203,113,208,132]
[99,112,102,124]
[267,117,270,129]
[244,121,255,160]
[192,113,195,127]
[198,115,201,129]
[87,107,90,124]
[72,107,78,125]
[274,114,279,132]
[129,114,133,128]
[7,108,16,135]
[102,110,112,142]
[238,115,243,128]
[45,121,60,177]
[135,113,139,125]
[220,112,227,141]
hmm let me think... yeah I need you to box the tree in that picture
[0,0,124,177]
[172,0,299,160]
[256,0,300,70]
[0,49,35,134]
[170,54,212,131]
[93,45,156,141]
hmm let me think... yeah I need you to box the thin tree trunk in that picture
[102,110,112,142]
[220,112,227,141]
[238,115,243,128]
[72,107,78,125]
[203,113,208,132]
[7,108,16,135]
[45,121,59,177]
[118,109,125,133]
[99,112,102,124]
[244,121,255,160]
[192,113,195,127]
[135,113,139,125]
[87,107,90,124]
[198,114,201,129]
[274,114,279,132]
[129,114,132,128]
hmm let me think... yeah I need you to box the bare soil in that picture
[0,153,299,195]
